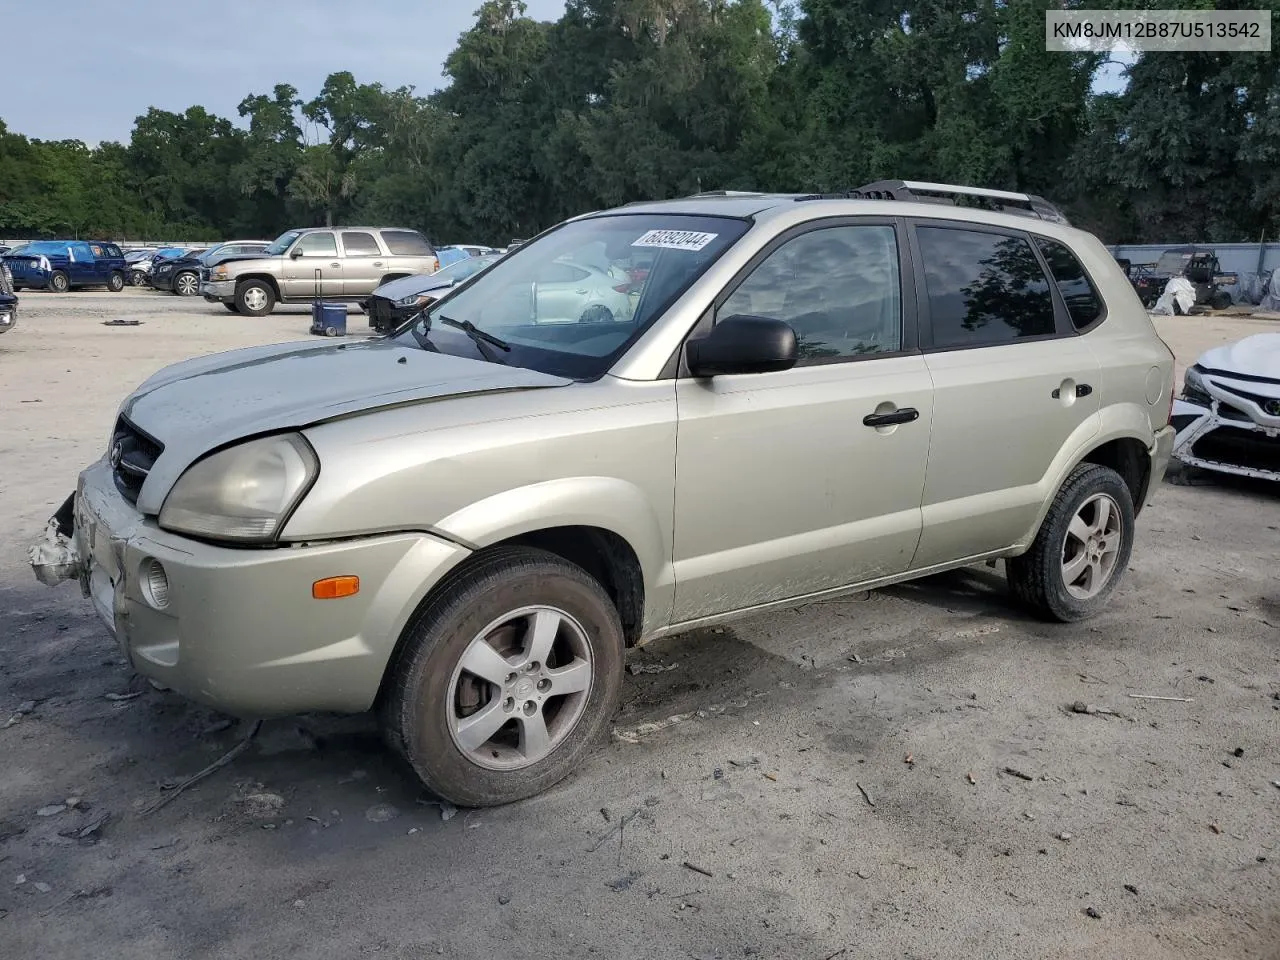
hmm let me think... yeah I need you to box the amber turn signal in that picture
[312,576,360,600]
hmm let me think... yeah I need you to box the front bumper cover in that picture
[29,460,471,717]
[1172,391,1280,481]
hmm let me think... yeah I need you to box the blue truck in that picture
[3,240,128,292]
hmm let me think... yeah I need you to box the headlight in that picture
[158,433,318,542]
[1182,365,1212,405]
[213,264,228,279]
[395,292,428,307]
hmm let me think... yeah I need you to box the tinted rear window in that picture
[381,230,433,256]
[917,226,1057,348]
[342,231,381,256]
[1035,237,1103,330]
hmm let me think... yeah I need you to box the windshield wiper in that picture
[440,315,511,364]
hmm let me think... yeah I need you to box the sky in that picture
[2,0,569,146]
[5,0,1130,146]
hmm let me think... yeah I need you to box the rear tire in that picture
[1006,463,1135,623]
[49,271,70,293]
[107,271,124,292]
[129,270,146,287]
[235,279,275,316]
[379,547,625,808]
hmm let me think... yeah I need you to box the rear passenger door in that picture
[339,230,386,295]
[907,221,1102,568]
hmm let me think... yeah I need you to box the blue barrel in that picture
[310,302,347,337]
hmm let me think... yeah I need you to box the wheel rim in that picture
[446,605,594,771]
[1061,493,1122,600]
[52,276,67,291]
[243,287,267,311]
[176,273,196,295]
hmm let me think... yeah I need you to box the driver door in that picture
[282,231,343,298]
[671,220,934,622]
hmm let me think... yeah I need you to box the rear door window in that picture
[916,226,1057,349]
[1035,238,1104,330]
[341,231,381,257]
[381,230,433,256]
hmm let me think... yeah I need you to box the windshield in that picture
[263,230,302,256]
[437,254,501,283]
[1155,250,1194,275]
[393,214,749,378]
[9,241,68,256]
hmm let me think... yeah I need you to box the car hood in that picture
[371,273,453,302]
[121,338,573,514]
[1198,333,1280,383]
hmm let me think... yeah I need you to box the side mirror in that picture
[686,314,798,378]
[289,247,303,259]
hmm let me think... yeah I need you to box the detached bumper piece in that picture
[29,493,81,587]
[1172,386,1280,482]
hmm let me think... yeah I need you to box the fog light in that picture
[140,558,170,609]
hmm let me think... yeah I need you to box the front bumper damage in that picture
[28,460,470,717]
[1171,377,1280,481]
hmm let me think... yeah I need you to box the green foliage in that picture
[0,1,1275,244]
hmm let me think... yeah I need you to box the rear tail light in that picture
[613,283,632,294]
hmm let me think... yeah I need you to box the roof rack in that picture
[798,180,1070,225]
[684,190,770,198]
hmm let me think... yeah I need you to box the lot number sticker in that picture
[632,229,718,252]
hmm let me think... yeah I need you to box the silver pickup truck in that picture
[200,226,439,316]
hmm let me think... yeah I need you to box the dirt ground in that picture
[1,291,1278,960]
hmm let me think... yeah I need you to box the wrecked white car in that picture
[1172,333,1280,480]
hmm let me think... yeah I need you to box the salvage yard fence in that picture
[1107,241,1280,304]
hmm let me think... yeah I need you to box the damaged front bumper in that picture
[1171,393,1280,481]
[27,460,470,717]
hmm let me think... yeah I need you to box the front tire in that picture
[1006,463,1135,623]
[49,271,70,293]
[380,547,625,808]
[107,271,125,292]
[222,302,240,313]
[129,270,147,287]
[235,279,275,316]
[173,271,198,297]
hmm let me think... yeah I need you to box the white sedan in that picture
[1171,333,1280,481]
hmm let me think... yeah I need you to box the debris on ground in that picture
[104,692,142,702]
[1002,767,1034,781]
[1070,701,1121,717]
[856,783,875,807]
[33,882,52,893]
[1057,832,1073,842]
[1084,906,1103,920]
[498,895,510,905]
[365,804,400,823]
[141,719,263,816]
[967,773,977,785]
[1209,823,1222,834]
[241,793,286,819]
[1232,747,1244,758]
[1124,884,1139,895]
[59,811,111,842]
[3,700,39,728]
[36,804,67,817]
[1128,694,1194,703]
[626,662,679,676]
[606,870,642,892]
[682,861,713,878]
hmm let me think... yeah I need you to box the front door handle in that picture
[373,261,383,267]
[863,407,920,428]
[330,262,341,269]
[1052,383,1093,399]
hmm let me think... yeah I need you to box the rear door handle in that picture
[1051,383,1093,399]
[863,407,920,428]
[330,262,341,269]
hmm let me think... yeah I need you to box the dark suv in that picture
[152,241,268,296]
[3,241,127,292]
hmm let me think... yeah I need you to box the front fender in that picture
[435,476,674,631]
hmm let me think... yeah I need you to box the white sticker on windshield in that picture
[632,229,718,252]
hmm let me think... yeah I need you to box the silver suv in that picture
[200,226,439,315]
[31,181,1176,808]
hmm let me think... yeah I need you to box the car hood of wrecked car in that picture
[117,338,573,514]
[1197,333,1280,384]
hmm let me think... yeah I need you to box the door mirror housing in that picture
[686,314,798,378]
[289,246,304,259]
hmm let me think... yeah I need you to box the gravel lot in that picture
[2,291,1278,960]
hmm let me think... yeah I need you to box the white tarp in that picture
[1261,269,1280,312]
[1151,276,1196,315]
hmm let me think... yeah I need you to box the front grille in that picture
[1219,384,1280,418]
[1192,425,1280,475]
[110,417,163,505]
